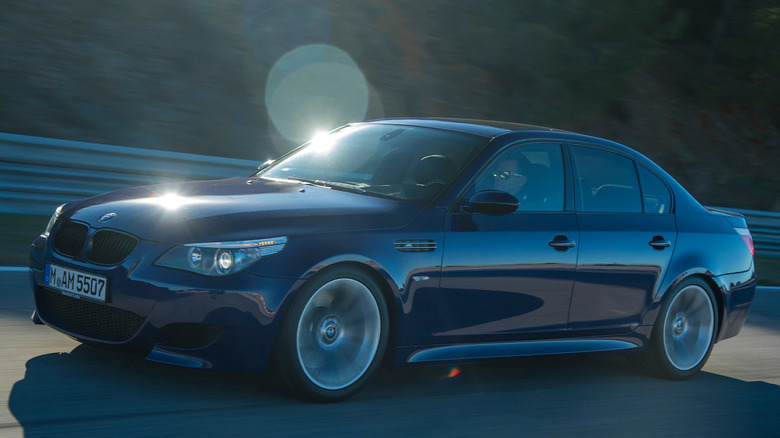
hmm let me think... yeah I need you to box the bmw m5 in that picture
[29,118,756,401]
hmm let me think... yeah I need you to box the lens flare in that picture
[265,44,369,143]
[446,367,461,378]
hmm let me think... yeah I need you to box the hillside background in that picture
[1,0,778,210]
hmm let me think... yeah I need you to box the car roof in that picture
[363,118,567,138]
[363,117,654,168]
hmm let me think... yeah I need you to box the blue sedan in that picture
[28,118,756,401]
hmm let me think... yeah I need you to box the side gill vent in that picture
[394,239,437,253]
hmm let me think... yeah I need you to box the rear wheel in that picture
[639,278,718,379]
[273,266,389,402]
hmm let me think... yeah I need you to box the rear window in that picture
[572,146,642,213]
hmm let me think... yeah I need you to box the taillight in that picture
[735,227,754,256]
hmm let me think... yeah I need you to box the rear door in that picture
[568,144,676,333]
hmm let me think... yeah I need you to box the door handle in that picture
[649,236,671,249]
[549,235,576,250]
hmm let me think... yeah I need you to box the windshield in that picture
[256,123,489,203]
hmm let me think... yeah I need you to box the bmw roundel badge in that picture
[98,212,117,223]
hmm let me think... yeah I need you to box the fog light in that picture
[216,250,234,274]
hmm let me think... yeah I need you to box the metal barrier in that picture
[1,133,778,257]
[0,133,258,215]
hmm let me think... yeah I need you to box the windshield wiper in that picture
[327,181,367,194]
[287,177,330,188]
[287,177,366,194]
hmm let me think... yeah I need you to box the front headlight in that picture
[42,204,65,237]
[154,237,287,276]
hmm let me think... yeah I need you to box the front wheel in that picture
[273,267,389,402]
[639,278,718,379]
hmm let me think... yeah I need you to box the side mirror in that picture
[464,190,518,216]
[257,159,275,172]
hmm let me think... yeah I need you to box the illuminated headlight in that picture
[155,237,287,276]
[42,204,65,237]
[216,249,235,274]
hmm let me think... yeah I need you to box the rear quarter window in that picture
[638,166,672,214]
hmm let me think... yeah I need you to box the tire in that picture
[272,266,389,402]
[640,277,718,379]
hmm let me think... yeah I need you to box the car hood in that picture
[62,177,424,243]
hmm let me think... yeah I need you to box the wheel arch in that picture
[273,257,403,362]
[646,271,724,341]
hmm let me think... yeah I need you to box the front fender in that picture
[264,239,442,352]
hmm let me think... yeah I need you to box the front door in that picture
[436,143,578,342]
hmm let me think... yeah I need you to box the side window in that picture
[572,146,641,213]
[473,143,564,212]
[638,166,672,213]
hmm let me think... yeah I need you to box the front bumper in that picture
[29,234,298,373]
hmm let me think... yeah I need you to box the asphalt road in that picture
[1,269,779,438]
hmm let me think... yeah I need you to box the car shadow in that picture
[9,345,780,437]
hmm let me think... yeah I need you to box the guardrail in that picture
[1,132,778,258]
[0,133,258,215]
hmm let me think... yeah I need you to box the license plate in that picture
[44,264,107,302]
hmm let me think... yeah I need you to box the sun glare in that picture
[308,131,335,154]
[137,192,202,210]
